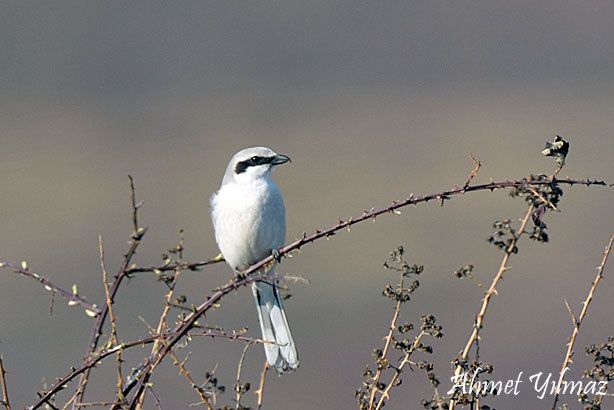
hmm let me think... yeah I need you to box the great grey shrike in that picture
[210,147,299,372]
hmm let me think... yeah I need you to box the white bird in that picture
[210,147,299,373]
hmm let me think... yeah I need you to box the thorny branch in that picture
[448,204,535,410]
[71,176,147,408]
[551,234,614,410]
[127,176,609,277]
[169,350,214,410]
[26,175,611,409]
[28,328,264,410]
[133,232,187,410]
[99,236,124,403]
[127,178,610,409]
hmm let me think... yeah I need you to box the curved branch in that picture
[124,176,611,408]
[127,177,610,278]
[27,175,611,409]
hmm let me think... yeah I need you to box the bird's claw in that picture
[272,249,282,263]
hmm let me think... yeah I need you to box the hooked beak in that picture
[271,154,291,165]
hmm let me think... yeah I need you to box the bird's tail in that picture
[252,279,299,373]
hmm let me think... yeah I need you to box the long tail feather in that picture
[252,279,299,372]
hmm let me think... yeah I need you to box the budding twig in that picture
[0,261,100,317]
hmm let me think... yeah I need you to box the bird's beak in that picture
[271,154,291,165]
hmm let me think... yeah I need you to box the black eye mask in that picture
[235,156,273,174]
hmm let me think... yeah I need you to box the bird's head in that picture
[223,147,291,185]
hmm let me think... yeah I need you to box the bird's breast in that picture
[211,180,286,270]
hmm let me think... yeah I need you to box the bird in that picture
[210,146,299,373]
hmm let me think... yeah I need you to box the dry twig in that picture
[254,361,269,410]
[29,328,263,410]
[234,342,254,410]
[374,331,428,410]
[551,234,614,410]
[99,236,124,403]
[72,176,147,408]
[449,204,535,410]
[170,351,214,410]
[0,355,11,410]
[462,153,481,189]
[366,273,406,409]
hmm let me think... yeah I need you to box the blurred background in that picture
[1,1,613,408]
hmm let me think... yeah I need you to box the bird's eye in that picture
[250,156,260,162]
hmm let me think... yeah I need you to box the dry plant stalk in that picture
[359,248,441,410]
[0,355,11,410]
[551,234,614,410]
[374,331,428,410]
[234,342,254,409]
[366,266,407,409]
[448,204,535,410]
[254,361,269,409]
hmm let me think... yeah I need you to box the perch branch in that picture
[29,175,611,409]
[122,177,611,408]
[126,177,608,277]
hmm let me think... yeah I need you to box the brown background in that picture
[1,2,613,409]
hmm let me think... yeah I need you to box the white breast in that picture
[211,178,286,271]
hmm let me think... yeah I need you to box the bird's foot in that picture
[271,249,282,263]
